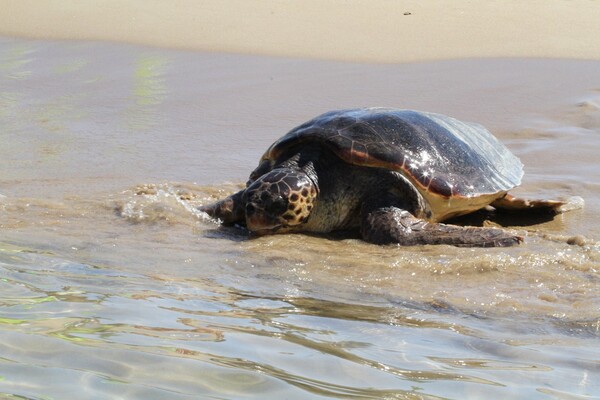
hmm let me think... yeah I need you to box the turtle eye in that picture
[270,196,288,215]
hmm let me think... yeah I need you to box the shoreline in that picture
[1,0,600,63]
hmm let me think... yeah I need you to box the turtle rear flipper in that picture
[492,194,584,214]
[361,207,522,247]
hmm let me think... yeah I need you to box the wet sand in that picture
[1,38,599,237]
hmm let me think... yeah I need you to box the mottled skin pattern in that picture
[200,108,564,247]
[243,167,317,235]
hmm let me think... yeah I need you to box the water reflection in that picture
[133,55,168,106]
[125,54,169,131]
[1,244,598,398]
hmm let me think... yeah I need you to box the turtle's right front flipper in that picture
[199,189,245,225]
[361,207,522,247]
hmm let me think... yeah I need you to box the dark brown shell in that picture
[261,108,523,198]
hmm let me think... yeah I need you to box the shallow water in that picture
[1,37,599,399]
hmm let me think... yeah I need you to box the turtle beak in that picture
[246,220,283,236]
[245,208,283,235]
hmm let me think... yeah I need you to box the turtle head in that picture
[244,168,317,235]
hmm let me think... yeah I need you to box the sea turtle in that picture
[200,108,566,247]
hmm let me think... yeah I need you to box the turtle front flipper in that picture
[361,207,522,247]
[199,189,245,225]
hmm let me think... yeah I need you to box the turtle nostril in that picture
[246,204,256,214]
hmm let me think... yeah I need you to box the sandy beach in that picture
[1,0,600,62]
[1,1,599,399]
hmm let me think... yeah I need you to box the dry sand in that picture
[1,0,600,62]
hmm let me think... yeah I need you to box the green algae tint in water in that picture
[1,37,600,399]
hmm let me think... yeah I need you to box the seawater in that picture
[1,37,599,399]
